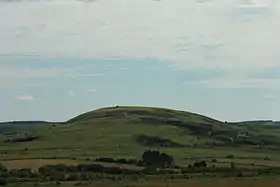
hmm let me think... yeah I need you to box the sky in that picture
[0,0,280,122]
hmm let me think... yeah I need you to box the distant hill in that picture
[2,106,280,161]
[0,121,55,134]
[235,120,280,126]
[0,121,52,125]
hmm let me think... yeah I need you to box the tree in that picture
[0,178,7,186]
[193,161,207,168]
[141,150,174,168]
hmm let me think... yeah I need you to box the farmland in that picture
[1,106,280,186]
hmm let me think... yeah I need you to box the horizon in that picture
[1,0,280,122]
[0,105,278,123]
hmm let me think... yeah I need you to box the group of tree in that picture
[0,150,176,185]
[95,158,138,165]
[141,150,174,168]
[95,150,175,169]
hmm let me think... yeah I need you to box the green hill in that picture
[1,106,280,165]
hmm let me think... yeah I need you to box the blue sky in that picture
[0,0,280,122]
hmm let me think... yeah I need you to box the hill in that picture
[1,106,280,165]
[0,121,54,135]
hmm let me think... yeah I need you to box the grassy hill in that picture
[1,106,280,165]
[0,121,53,135]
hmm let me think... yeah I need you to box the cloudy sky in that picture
[0,0,280,122]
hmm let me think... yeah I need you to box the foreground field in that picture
[7,178,280,187]
[1,159,91,171]
[2,106,280,187]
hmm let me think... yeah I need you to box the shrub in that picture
[193,161,207,168]
[66,174,79,181]
[49,172,65,181]
[0,178,7,186]
[0,165,7,172]
[237,171,243,177]
[230,162,236,170]
[211,159,217,163]
[9,168,33,178]
[264,156,270,160]
[226,154,234,159]
[141,150,174,168]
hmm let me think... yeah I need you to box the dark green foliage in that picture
[193,161,207,168]
[0,178,7,186]
[95,158,115,163]
[211,159,217,163]
[237,171,243,177]
[141,150,174,168]
[9,168,33,178]
[136,134,184,147]
[225,154,234,159]
[95,157,138,165]
[39,164,72,175]
[49,172,66,181]
[230,162,236,170]
[5,136,40,143]
[0,165,7,172]
[66,173,78,181]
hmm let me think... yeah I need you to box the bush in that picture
[95,157,139,165]
[211,159,217,163]
[0,178,7,186]
[230,162,236,170]
[9,168,33,178]
[225,154,234,159]
[49,172,65,181]
[66,173,79,181]
[141,150,174,168]
[264,156,270,160]
[193,161,207,168]
[0,165,7,172]
[237,171,243,177]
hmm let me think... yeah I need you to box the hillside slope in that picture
[1,106,280,163]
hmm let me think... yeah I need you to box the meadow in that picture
[1,106,280,186]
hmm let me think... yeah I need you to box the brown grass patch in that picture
[2,159,90,170]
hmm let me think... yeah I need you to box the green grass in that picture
[6,178,280,187]
[1,106,280,170]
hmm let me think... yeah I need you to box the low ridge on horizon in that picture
[1,106,279,124]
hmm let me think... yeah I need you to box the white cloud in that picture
[0,0,280,72]
[15,94,35,101]
[119,67,129,70]
[75,73,105,77]
[68,91,75,97]
[0,67,70,79]
[264,94,275,99]
[87,88,98,93]
[187,77,280,89]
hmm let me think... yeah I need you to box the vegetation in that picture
[1,106,280,186]
[136,134,184,147]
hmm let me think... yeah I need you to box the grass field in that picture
[1,106,280,187]
[6,178,280,187]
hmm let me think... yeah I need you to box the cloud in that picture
[119,67,129,70]
[75,73,104,77]
[87,88,98,93]
[264,94,275,99]
[68,91,75,97]
[15,94,35,101]
[0,0,280,73]
[187,77,280,89]
[0,67,70,79]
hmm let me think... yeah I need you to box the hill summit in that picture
[68,106,222,126]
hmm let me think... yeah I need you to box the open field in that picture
[1,159,91,171]
[1,106,280,186]
[6,178,280,187]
